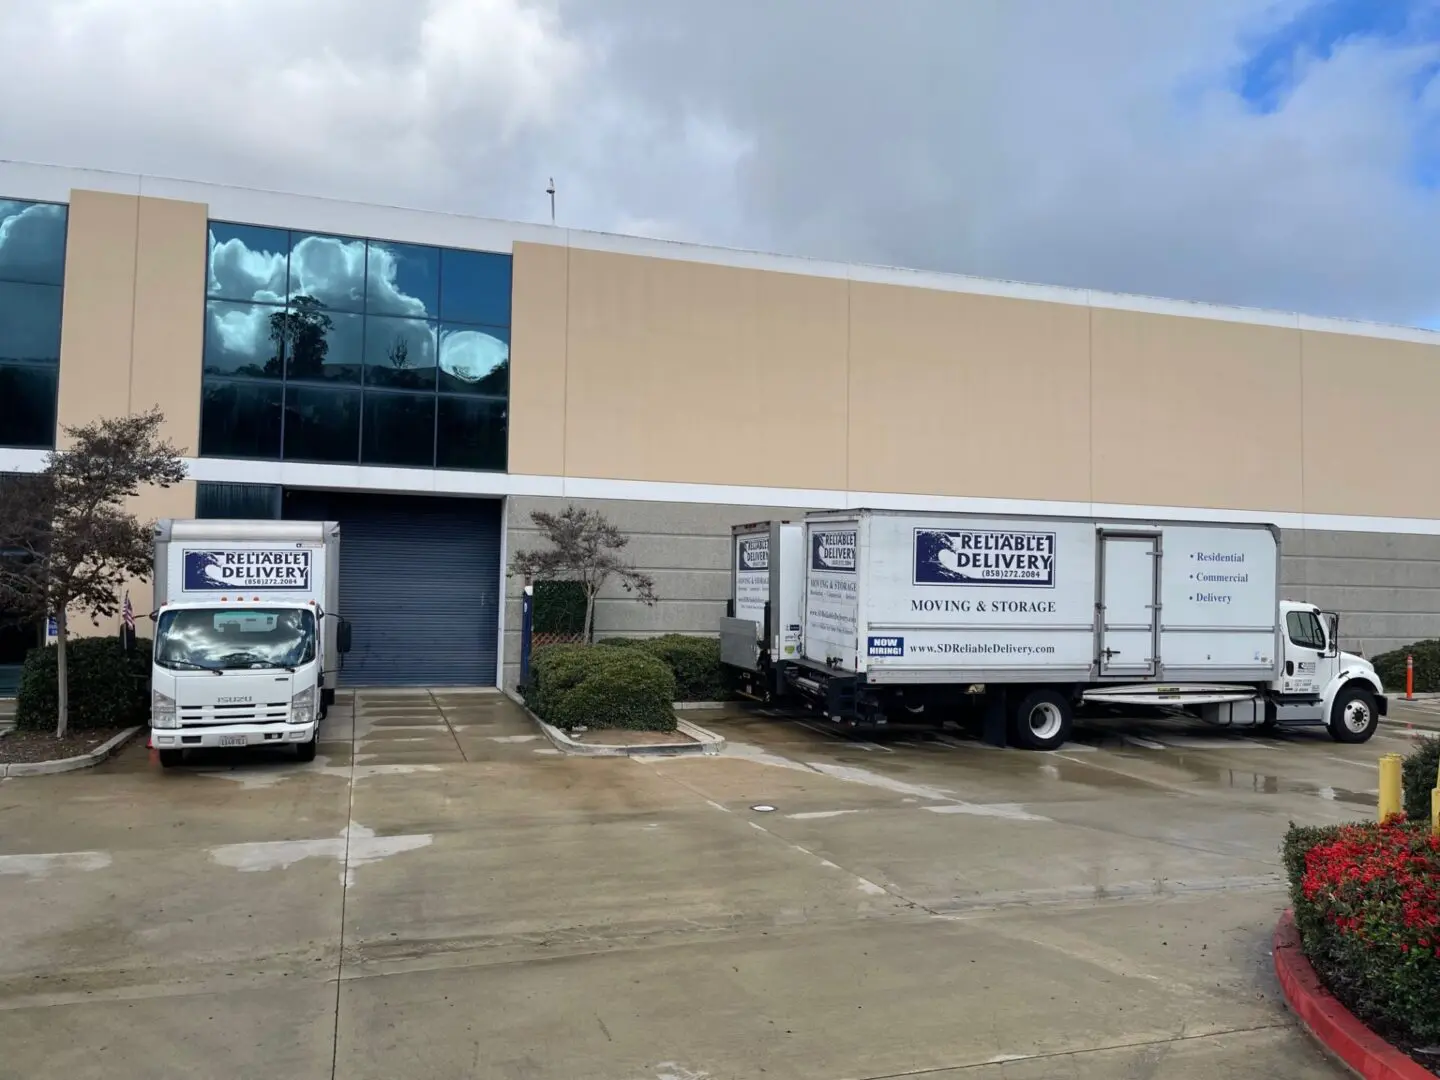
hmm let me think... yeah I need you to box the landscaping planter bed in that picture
[1283,817,1440,1075]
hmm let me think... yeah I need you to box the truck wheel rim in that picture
[1342,699,1371,733]
[1028,703,1063,741]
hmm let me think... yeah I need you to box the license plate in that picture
[218,734,248,747]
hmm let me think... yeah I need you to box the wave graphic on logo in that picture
[183,552,229,589]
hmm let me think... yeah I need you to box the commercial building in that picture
[2,158,1440,693]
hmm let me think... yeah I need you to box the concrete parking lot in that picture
[2,690,1434,1080]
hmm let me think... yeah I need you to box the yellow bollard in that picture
[1377,754,1403,823]
[1433,787,1439,837]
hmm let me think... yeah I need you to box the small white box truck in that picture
[731,509,1387,750]
[148,519,351,767]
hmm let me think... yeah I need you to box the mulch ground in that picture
[0,726,130,765]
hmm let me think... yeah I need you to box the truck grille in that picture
[179,702,290,726]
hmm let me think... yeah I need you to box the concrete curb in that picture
[1,726,142,778]
[1273,910,1434,1080]
[504,690,725,757]
[672,700,736,712]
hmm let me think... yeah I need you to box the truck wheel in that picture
[1010,689,1073,751]
[295,736,318,763]
[1327,684,1379,744]
[158,749,184,768]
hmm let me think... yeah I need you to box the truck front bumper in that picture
[150,721,318,750]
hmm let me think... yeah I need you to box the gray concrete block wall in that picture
[500,504,1440,687]
[1280,528,1440,658]
[502,496,814,689]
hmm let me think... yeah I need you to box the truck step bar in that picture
[1081,685,1259,707]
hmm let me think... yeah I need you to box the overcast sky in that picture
[3,0,1439,327]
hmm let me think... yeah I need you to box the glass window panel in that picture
[207,222,289,303]
[439,249,511,326]
[362,391,436,468]
[437,324,509,395]
[436,396,507,471]
[196,481,282,520]
[288,232,366,313]
[0,200,67,287]
[204,299,284,378]
[362,315,437,390]
[280,301,362,383]
[0,281,62,364]
[0,362,57,449]
[200,379,282,459]
[283,385,360,464]
[366,241,438,318]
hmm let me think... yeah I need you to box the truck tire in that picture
[295,736,318,763]
[1010,689,1073,751]
[1327,684,1379,744]
[158,749,184,768]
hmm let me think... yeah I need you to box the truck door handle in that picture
[1102,648,1120,659]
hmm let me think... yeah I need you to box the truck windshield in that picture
[154,608,317,671]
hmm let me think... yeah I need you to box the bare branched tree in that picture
[0,408,187,736]
[507,505,658,642]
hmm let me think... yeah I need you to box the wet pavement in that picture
[0,689,1434,1079]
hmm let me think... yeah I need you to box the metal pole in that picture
[519,583,534,687]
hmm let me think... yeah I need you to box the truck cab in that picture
[1274,599,1387,742]
[147,519,348,768]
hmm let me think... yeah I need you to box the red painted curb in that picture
[1273,910,1435,1080]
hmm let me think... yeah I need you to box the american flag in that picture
[122,591,135,633]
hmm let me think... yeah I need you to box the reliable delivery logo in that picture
[737,536,769,572]
[810,529,857,573]
[913,529,1056,587]
[183,549,312,591]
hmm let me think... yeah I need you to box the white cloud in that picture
[3,0,1439,325]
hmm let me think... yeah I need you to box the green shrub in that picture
[1373,640,1440,694]
[595,634,730,702]
[1403,737,1439,824]
[525,644,677,732]
[1282,819,1440,1049]
[523,643,592,717]
[552,651,677,732]
[16,636,152,732]
[532,580,588,636]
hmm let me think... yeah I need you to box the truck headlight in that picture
[290,685,315,725]
[151,690,177,729]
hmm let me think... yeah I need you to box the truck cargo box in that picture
[801,510,1280,685]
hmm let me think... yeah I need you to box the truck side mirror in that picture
[337,620,353,655]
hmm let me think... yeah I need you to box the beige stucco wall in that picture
[509,241,1440,521]
[54,189,206,638]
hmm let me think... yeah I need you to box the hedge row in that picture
[524,644,677,731]
[595,634,730,702]
[1404,736,1439,824]
[15,637,152,732]
[1281,738,1440,1055]
[1373,640,1440,695]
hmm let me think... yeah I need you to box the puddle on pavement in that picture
[1143,753,1376,807]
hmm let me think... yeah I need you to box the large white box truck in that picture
[740,509,1387,750]
[147,519,351,768]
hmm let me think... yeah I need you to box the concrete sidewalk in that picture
[0,689,1364,1078]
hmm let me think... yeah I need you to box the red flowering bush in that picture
[1283,818,1440,1049]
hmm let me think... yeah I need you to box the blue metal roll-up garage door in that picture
[283,492,502,687]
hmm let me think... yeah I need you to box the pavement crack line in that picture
[849,1022,1291,1079]
[330,697,359,1080]
[429,690,470,763]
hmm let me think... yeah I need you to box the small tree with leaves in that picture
[0,408,187,737]
[508,505,658,642]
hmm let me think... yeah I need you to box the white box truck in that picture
[769,509,1386,750]
[148,519,351,768]
[719,520,806,702]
